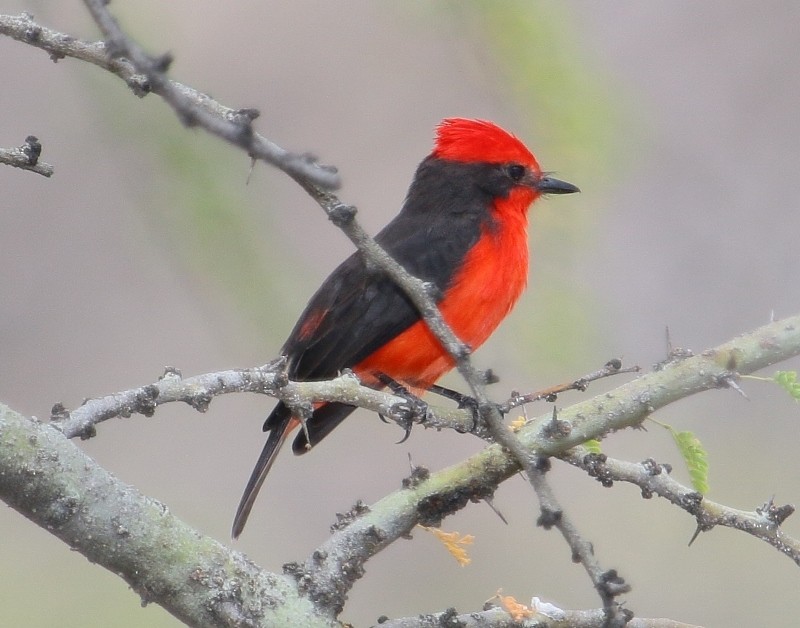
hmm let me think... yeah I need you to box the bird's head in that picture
[432,118,579,200]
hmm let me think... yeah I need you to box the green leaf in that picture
[774,371,800,401]
[582,439,603,455]
[671,430,710,495]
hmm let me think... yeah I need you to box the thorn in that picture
[153,51,174,73]
[719,374,749,399]
[484,496,508,525]
[246,155,256,184]
[300,415,311,446]
[328,203,357,227]
[687,524,703,546]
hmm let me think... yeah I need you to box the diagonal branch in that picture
[528,457,631,624]
[0,403,336,628]
[564,447,800,565]
[0,12,339,189]
[3,314,800,621]
[297,314,800,613]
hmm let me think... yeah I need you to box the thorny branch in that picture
[45,315,800,604]
[565,448,800,566]
[52,362,479,441]
[529,453,632,626]
[3,6,800,627]
[54,357,629,442]
[0,12,339,189]
[502,358,640,412]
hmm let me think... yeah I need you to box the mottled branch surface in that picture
[0,403,335,628]
[379,606,701,628]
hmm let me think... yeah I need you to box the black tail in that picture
[232,402,292,538]
[233,401,360,537]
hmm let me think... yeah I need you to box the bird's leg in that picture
[427,378,505,434]
[427,384,480,433]
[375,372,429,443]
[427,383,478,409]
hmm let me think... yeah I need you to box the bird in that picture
[232,118,578,537]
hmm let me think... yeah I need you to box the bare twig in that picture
[50,360,633,444]
[0,12,339,189]
[0,135,53,176]
[502,359,640,412]
[529,455,632,624]
[565,448,800,566]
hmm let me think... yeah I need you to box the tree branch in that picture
[50,363,475,441]
[0,135,53,176]
[379,606,702,628]
[0,12,339,189]
[564,447,800,565]
[0,403,336,628]
[4,315,800,622]
[528,457,632,625]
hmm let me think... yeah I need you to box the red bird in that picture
[233,118,578,537]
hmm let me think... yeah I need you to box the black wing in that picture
[282,157,499,382]
[235,157,510,537]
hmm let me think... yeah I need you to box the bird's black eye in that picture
[507,164,526,182]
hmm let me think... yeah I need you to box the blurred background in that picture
[2,1,799,626]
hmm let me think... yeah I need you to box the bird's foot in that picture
[376,373,429,443]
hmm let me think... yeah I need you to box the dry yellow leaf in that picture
[509,416,527,432]
[419,525,474,566]
[494,590,534,621]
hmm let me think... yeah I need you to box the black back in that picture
[276,157,518,391]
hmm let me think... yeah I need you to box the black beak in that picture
[536,175,580,195]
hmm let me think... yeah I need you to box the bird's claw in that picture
[375,372,430,443]
[390,396,429,444]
